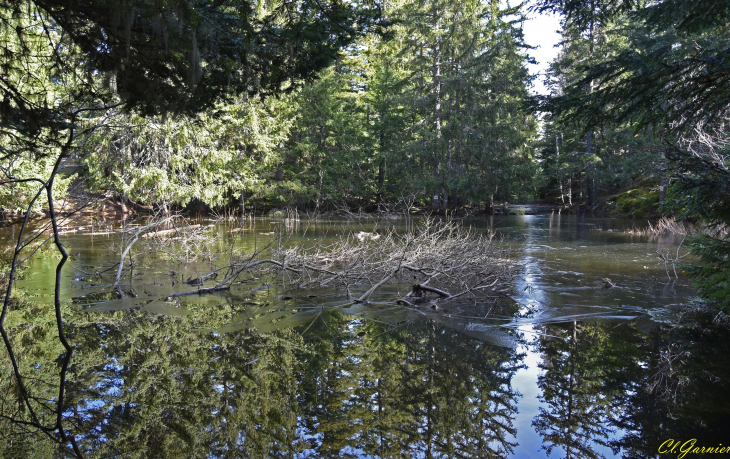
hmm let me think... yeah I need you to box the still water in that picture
[2,212,729,458]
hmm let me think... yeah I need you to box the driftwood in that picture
[167,285,231,298]
[412,283,451,298]
[167,219,518,306]
[141,224,202,239]
[115,216,176,286]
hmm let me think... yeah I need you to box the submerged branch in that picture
[412,283,452,298]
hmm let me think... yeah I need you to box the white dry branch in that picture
[173,219,519,307]
[97,212,215,293]
[656,237,690,281]
[114,215,176,285]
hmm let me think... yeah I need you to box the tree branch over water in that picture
[1,126,85,457]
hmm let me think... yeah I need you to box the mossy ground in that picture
[603,187,661,218]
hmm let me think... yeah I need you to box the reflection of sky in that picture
[507,211,682,458]
[511,213,549,458]
[512,332,545,458]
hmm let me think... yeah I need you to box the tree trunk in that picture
[432,5,442,216]
[432,13,441,142]
[568,176,573,207]
[378,159,385,192]
[585,7,596,211]
[557,133,565,205]
[586,130,594,208]
[378,111,387,195]
[316,169,323,210]
[587,176,594,208]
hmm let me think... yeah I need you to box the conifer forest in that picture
[1,0,729,457]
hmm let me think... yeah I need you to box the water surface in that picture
[2,212,729,458]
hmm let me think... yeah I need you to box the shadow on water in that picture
[2,213,730,457]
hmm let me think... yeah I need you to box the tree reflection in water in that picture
[1,287,525,458]
[297,315,524,457]
[1,246,82,457]
[609,314,730,458]
[2,269,730,457]
[532,316,730,459]
[532,320,644,459]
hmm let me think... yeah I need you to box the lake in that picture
[2,211,729,458]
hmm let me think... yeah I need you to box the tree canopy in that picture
[1,0,382,146]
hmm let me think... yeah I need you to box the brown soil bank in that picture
[1,191,152,225]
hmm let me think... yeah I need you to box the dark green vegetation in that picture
[533,0,730,310]
[532,314,730,459]
[0,292,516,458]
[1,0,730,455]
[2,0,725,224]
[1,208,728,456]
[3,0,729,309]
[2,0,538,215]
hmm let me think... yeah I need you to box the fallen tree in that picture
[169,219,518,307]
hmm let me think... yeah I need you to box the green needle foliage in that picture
[684,235,730,310]
[279,0,539,211]
[1,0,382,212]
[79,0,539,212]
[4,0,382,118]
[82,96,292,208]
[535,0,730,308]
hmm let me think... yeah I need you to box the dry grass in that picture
[625,216,729,238]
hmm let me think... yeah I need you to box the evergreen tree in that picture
[400,0,538,212]
[535,0,730,309]
[82,96,292,209]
